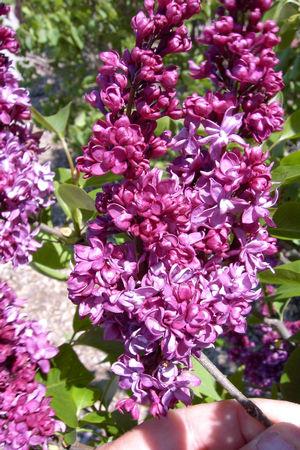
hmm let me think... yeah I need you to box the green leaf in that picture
[63,429,77,446]
[58,183,96,212]
[38,345,95,427]
[98,376,119,409]
[107,424,119,436]
[275,284,300,300]
[54,180,72,219]
[31,102,72,136]
[280,347,300,403]
[272,299,287,318]
[80,412,106,425]
[40,368,78,428]
[55,167,72,184]
[111,410,137,433]
[74,328,123,363]
[226,370,245,397]
[155,116,170,135]
[290,331,300,343]
[30,261,69,281]
[280,150,300,166]
[73,307,91,333]
[270,202,300,239]
[271,165,300,186]
[54,344,94,387]
[70,386,98,414]
[81,173,120,188]
[277,109,300,143]
[88,188,101,201]
[70,24,84,49]
[192,357,221,401]
[32,240,71,269]
[259,260,300,285]
[30,240,71,281]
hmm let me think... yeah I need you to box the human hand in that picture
[101,399,300,450]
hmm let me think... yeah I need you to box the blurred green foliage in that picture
[16,0,141,148]
[15,0,218,149]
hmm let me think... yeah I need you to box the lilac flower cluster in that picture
[189,0,284,143]
[0,5,54,266]
[0,281,61,449]
[77,0,200,179]
[69,0,281,418]
[227,320,300,396]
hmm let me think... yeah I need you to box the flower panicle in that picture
[78,0,201,180]
[69,0,282,419]
[0,281,62,450]
[0,6,54,267]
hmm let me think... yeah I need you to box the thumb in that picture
[241,422,300,450]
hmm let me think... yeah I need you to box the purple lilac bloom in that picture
[77,0,199,180]
[69,0,281,418]
[0,6,54,266]
[226,319,300,396]
[0,281,62,449]
[188,0,284,143]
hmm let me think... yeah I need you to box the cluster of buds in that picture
[188,0,284,142]
[0,4,54,266]
[227,319,300,396]
[69,0,282,418]
[77,0,200,179]
[0,281,61,449]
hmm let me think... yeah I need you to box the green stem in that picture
[69,330,77,345]
[59,133,78,183]
[57,135,82,238]
[71,208,82,238]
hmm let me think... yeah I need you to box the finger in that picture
[102,400,249,450]
[251,398,300,426]
[238,399,300,442]
[101,399,300,450]
[240,422,300,450]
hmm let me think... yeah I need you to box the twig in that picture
[69,442,94,450]
[39,223,68,241]
[198,352,272,428]
[264,318,292,340]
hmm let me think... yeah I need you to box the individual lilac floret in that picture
[0,9,54,266]
[0,281,62,450]
[198,107,246,156]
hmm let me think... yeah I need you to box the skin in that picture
[100,399,300,450]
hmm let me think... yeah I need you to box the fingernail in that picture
[256,432,296,450]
